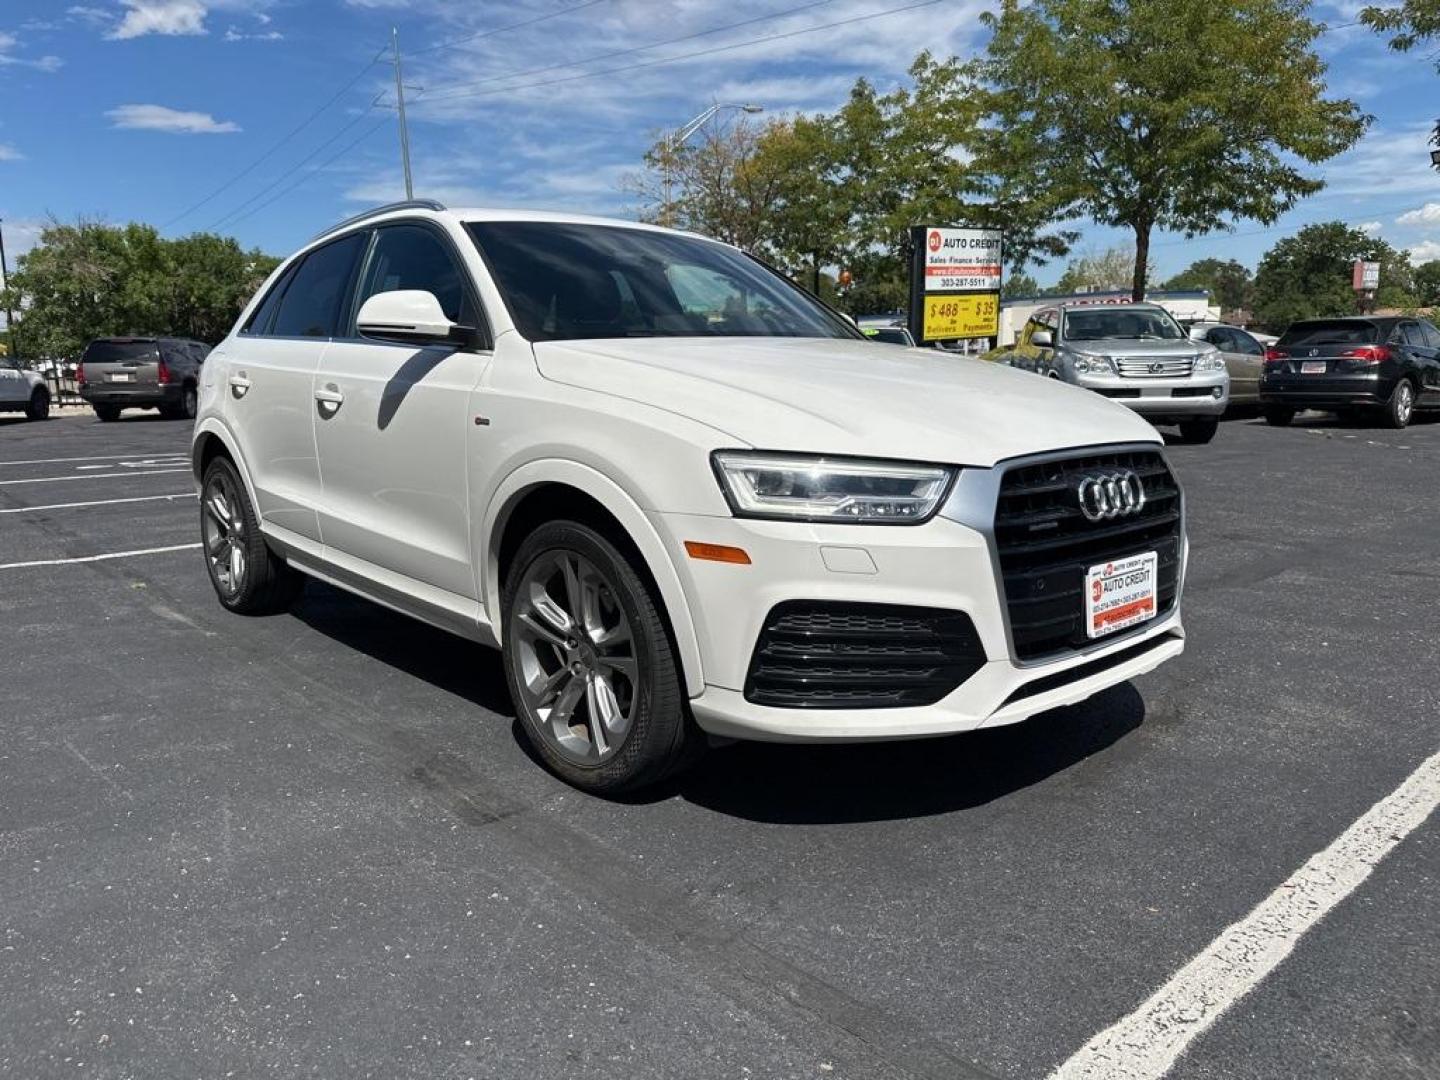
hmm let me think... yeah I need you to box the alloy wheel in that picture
[1397,382,1413,424]
[202,471,248,597]
[512,549,638,766]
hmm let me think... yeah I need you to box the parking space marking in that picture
[0,492,197,515]
[0,542,201,570]
[0,452,178,467]
[0,468,190,486]
[1050,748,1440,1080]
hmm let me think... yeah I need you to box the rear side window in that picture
[82,340,158,364]
[1277,320,1380,347]
[243,266,295,335]
[270,233,367,338]
[1400,323,1427,347]
[1420,321,1440,349]
[356,224,475,326]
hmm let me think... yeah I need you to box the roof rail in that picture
[311,198,447,241]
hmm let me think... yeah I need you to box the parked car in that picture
[192,200,1187,793]
[0,356,51,421]
[77,336,211,421]
[1259,316,1440,429]
[1187,322,1266,408]
[1012,303,1229,443]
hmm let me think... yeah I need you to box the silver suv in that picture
[1019,303,1229,444]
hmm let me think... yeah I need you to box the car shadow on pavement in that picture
[660,682,1147,824]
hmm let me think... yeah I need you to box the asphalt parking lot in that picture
[1,408,1437,1080]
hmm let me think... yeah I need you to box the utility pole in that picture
[392,26,414,200]
[0,219,17,359]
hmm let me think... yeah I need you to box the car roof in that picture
[1056,302,1164,312]
[1288,315,1399,328]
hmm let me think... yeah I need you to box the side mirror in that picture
[1031,330,1053,348]
[357,290,479,349]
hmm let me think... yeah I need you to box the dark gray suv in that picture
[77,337,211,421]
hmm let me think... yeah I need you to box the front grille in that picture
[744,601,986,709]
[1114,356,1195,379]
[994,449,1182,661]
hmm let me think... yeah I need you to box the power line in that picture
[422,0,941,104]
[422,0,840,101]
[217,115,394,232]
[408,0,612,57]
[162,47,387,230]
[210,104,383,232]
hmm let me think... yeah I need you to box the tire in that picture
[1379,379,1415,429]
[1177,417,1219,444]
[1262,406,1294,427]
[94,403,121,422]
[502,519,698,794]
[25,388,50,422]
[200,456,304,615]
[162,386,198,421]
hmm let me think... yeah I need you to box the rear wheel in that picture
[1262,406,1294,427]
[1379,379,1415,429]
[94,403,121,422]
[1177,417,1219,444]
[200,456,304,614]
[502,520,698,794]
[25,388,50,422]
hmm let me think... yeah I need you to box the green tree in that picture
[1361,0,1440,66]
[0,218,277,360]
[1055,247,1141,294]
[1003,271,1041,298]
[974,0,1368,301]
[1413,260,1440,306]
[1251,221,1417,330]
[1163,258,1254,313]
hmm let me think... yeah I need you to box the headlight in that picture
[1194,350,1226,371]
[711,451,955,524]
[1072,352,1113,375]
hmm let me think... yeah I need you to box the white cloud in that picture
[0,144,24,161]
[1357,221,1382,234]
[1396,203,1440,228]
[106,103,240,134]
[108,0,208,39]
[224,25,282,42]
[1408,240,1440,265]
[0,29,63,71]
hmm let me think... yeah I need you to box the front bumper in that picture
[655,465,1187,743]
[1074,370,1229,418]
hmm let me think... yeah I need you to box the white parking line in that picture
[0,468,190,486]
[0,543,202,570]
[0,452,176,467]
[1049,748,1440,1080]
[0,492,197,515]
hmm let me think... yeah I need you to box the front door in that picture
[312,222,492,601]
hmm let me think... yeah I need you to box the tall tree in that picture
[1361,0,1440,66]
[1055,247,1141,294]
[1413,260,1440,306]
[974,0,1368,301]
[1251,222,1417,330]
[1163,258,1255,313]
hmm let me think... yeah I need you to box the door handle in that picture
[314,384,344,416]
[228,374,252,399]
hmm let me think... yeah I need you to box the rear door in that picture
[81,339,161,394]
[1416,321,1440,403]
[1223,328,1265,403]
[0,357,28,404]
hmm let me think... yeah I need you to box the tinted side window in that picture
[357,224,473,326]
[242,267,296,335]
[271,233,367,339]
[1400,322,1426,347]
[1419,321,1440,349]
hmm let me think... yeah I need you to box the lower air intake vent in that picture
[744,601,986,709]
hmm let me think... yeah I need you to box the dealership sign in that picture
[908,225,1003,343]
[1352,260,1380,292]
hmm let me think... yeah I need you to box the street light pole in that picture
[661,102,763,228]
[0,219,17,360]
[392,26,414,200]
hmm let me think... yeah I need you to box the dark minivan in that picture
[77,336,211,421]
[1259,316,1440,429]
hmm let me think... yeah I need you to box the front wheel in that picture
[502,520,698,794]
[1379,379,1415,429]
[25,388,50,422]
[200,456,304,614]
[1177,417,1219,444]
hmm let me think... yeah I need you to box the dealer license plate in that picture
[107,372,134,382]
[1085,552,1158,639]
[1300,360,1327,374]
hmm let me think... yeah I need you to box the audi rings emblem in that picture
[1077,471,1146,522]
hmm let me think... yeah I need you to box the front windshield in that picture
[1062,308,1186,342]
[466,221,860,342]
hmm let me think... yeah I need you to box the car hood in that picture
[533,337,1160,467]
[1069,338,1206,358]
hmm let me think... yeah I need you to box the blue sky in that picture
[1,0,1438,286]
